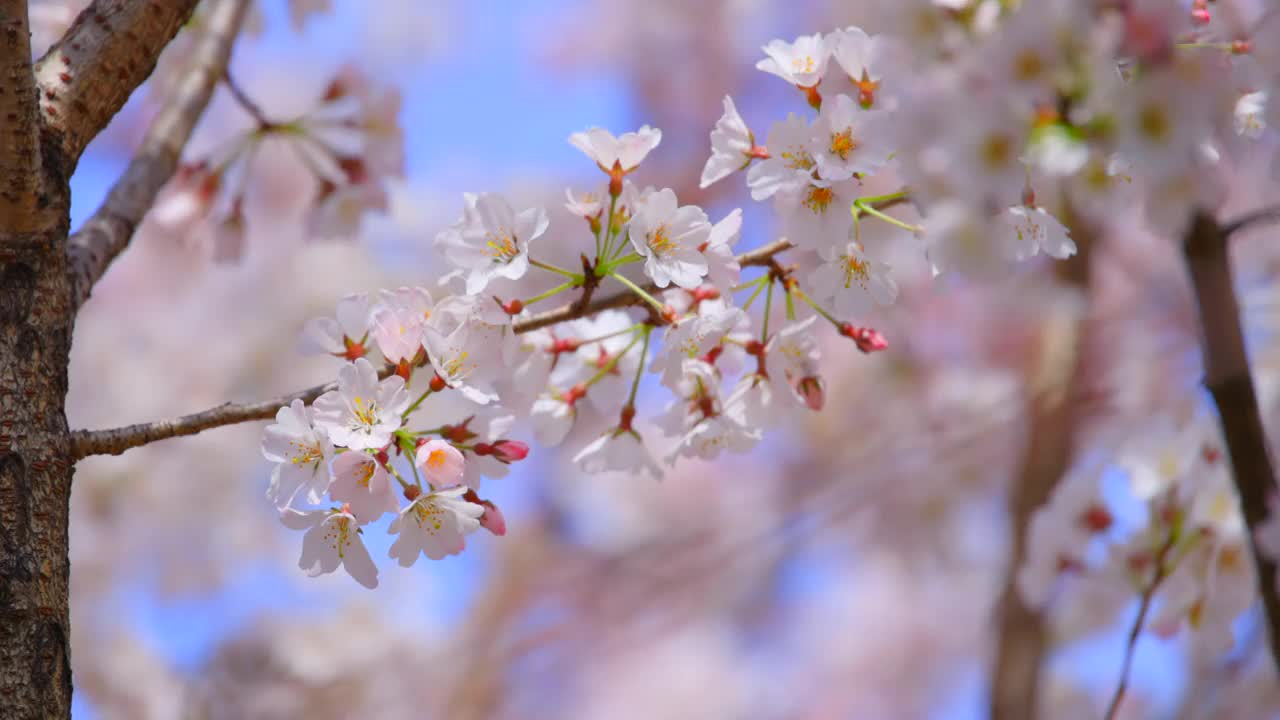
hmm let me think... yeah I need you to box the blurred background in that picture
[52,0,1280,717]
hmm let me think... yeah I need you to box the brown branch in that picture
[991,202,1097,720]
[70,378,338,460]
[0,1,45,231]
[65,0,251,310]
[1184,208,1280,671]
[33,0,202,171]
[71,238,799,459]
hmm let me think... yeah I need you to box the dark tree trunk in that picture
[0,214,74,718]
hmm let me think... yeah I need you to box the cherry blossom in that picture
[811,94,891,181]
[700,96,754,189]
[388,487,485,564]
[415,438,465,489]
[281,508,379,589]
[298,293,372,359]
[262,399,334,510]
[329,452,400,524]
[573,426,662,480]
[628,188,711,289]
[435,192,549,294]
[312,358,411,451]
[569,125,663,174]
[807,240,898,317]
[756,33,830,89]
[747,113,818,201]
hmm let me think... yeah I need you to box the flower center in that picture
[351,396,379,428]
[1138,102,1169,142]
[829,129,857,160]
[802,185,834,215]
[413,499,445,532]
[648,225,675,258]
[781,146,815,172]
[426,448,448,469]
[843,254,870,289]
[358,459,376,488]
[290,440,323,466]
[790,55,817,74]
[484,230,519,263]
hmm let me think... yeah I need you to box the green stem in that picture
[583,331,642,388]
[578,323,646,347]
[529,258,582,280]
[524,280,577,306]
[401,387,435,420]
[762,280,775,341]
[855,188,911,206]
[626,325,652,406]
[794,287,842,329]
[742,278,768,310]
[599,192,620,260]
[610,272,666,314]
[855,201,921,233]
[385,462,413,491]
[731,275,769,293]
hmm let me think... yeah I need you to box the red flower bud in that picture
[839,323,888,354]
[429,374,448,392]
[490,440,529,463]
[404,485,421,502]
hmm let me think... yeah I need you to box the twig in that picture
[1103,528,1178,720]
[65,0,252,309]
[222,68,272,127]
[1184,209,1280,672]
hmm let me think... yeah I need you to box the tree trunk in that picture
[0,209,74,718]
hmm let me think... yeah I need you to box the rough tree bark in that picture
[0,0,242,716]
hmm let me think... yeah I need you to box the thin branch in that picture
[71,239,798,459]
[34,0,203,170]
[1184,209,1280,672]
[70,379,337,460]
[222,68,270,127]
[0,1,45,230]
[65,0,251,310]
[1222,204,1280,237]
[1103,528,1177,720]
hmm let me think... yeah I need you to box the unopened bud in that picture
[796,376,825,411]
[490,439,529,463]
[691,286,721,304]
[479,500,507,536]
[839,323,888,354]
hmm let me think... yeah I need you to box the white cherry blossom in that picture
[628,188,711,289]
[756,33,830,88]
[329,451,400,524]
[281,508,379,589]
[569,125,663,173]
[435,192,548,294]
[415,438,465,489]
[262,399,334,510]
[807,240,898,317]
[573,427,662,480]
[312,358,411,451]
[298,292,371,358]
[388,487,485,564]
[747,113,818,201]
[700,96,754,188]
[812,94,891,181]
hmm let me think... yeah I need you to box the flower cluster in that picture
[261,0,1280,596]
[263,290,524,588]
[153,63,403,261]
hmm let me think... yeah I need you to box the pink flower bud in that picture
[796,376,825,411]
[479,502,507,537]
[490,440,529,463]
[839,323,888,354]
